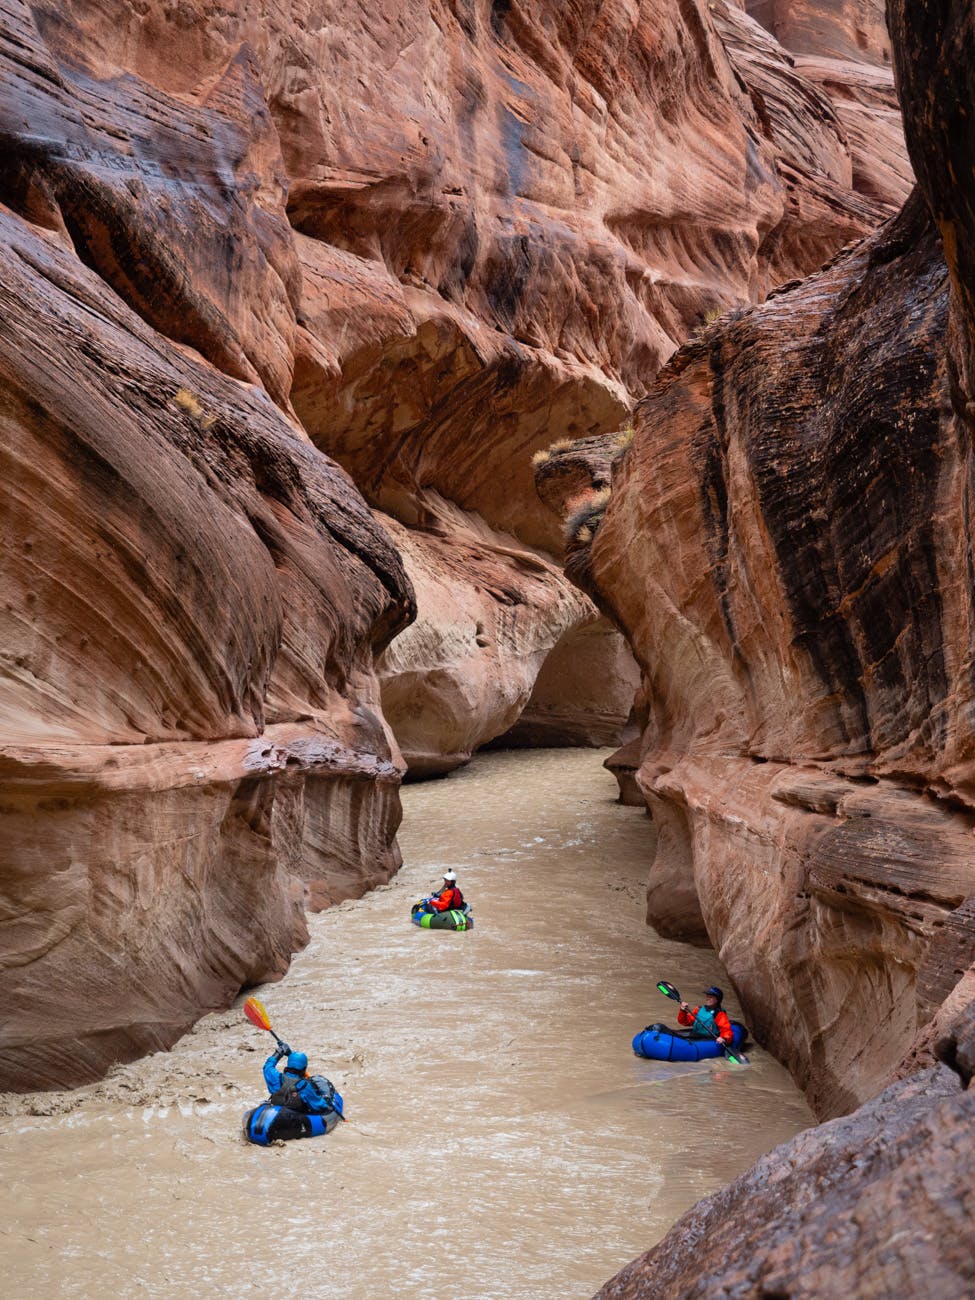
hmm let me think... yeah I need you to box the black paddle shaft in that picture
[655,980,748,1064]
[258,1024,289,1055]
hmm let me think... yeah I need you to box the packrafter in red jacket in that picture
[677,986,733,1042]
[427,870,465,912]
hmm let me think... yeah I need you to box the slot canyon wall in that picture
[0,0,910,1088]
[563,3,975,1274]
[588,1,975,1287]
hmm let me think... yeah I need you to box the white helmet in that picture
[443,870,457,882]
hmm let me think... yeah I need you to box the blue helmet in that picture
[705,986,724,1002]
[286,1051,308,1073]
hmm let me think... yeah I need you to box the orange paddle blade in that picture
[243,996,272,1032]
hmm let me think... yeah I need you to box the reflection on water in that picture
[0,750,813,1298]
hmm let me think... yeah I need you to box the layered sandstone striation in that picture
[794,54,912,207]
[575,4,975,1120]
[493,617,642,750]
[282,0,909,764]
[377,502,609,774]
[0,205,413,1090]
[582,197,975,1116]
[0,0,910,776]
[597,996,975,1299]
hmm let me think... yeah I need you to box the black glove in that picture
[278,1042,291,1057]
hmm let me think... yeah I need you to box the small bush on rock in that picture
[173,387,216,429]
[564,486,612,545]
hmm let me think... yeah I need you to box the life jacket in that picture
[690,1006,733,1040]
[431,885,464,911]
[693,1006,720,1035]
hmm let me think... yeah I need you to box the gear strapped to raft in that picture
[268,1073,339,1112]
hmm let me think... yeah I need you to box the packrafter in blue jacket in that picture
[263,1046,341,1116]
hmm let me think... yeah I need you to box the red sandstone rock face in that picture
[577,0,975,1119]
[1,2,300,409]
[895,962,975,1082]
[0,208,413,1090]
[376,503,602,774]
[1,0,908,783]
[794,55,912,207]
[583,194,975,1117]
[495,617,642,750]
[281,0,902,543]
[745,0,891,66]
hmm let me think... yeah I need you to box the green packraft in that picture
[412,905,473,931]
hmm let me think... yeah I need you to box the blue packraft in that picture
[631,1022,748,1062]
[243,1078,344,1145]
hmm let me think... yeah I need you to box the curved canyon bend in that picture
[0,750,812,1299]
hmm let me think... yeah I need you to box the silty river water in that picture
[0,749,812,1298]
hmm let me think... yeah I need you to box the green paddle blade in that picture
[656,980,681,1001]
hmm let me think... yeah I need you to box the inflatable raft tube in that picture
[411,903,473,930]
[631,1021,748,1062]
[244,1102,341,1144]
[244,1079,344,1145]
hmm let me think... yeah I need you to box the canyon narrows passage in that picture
[0,750,811,1299]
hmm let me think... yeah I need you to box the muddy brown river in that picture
[0,749,812,1298]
